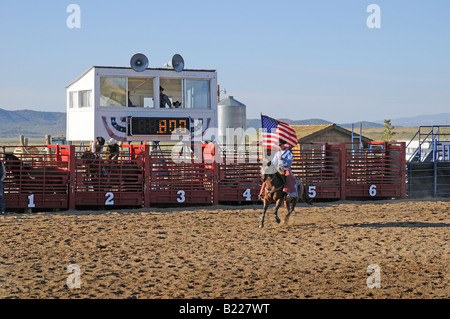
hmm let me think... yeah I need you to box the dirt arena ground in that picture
[0,199,448,299]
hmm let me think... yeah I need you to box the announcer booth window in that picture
[128,77,154,107]
[79,90,92,108]
[100,77,127,107]
[160,78,182,108]
[185,79,210,109]
[69,91,77,109]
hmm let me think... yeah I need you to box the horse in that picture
[259,161,312,228]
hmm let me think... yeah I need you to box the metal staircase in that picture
[406,126,450,197]
[407,126,450,163]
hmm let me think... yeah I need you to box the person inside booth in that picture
[128,91,136,107]
[108,92,122,106]
[159,86,172,108]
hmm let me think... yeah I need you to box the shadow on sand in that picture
[340,221,450,228]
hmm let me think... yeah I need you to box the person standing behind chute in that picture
[89,136,106,157]
[106,138,120,160]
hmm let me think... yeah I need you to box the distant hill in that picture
[249,112,450,130]
[0,108,66,139]
[247,118,382,129]
[247,118,333,129]
[1,107,448,141]
[379,113,450,127]
[338,121,384,129]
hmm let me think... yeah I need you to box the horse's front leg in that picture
[274,198,283,224]
[259,200,270,228]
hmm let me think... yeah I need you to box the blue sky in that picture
[0,0,449,123]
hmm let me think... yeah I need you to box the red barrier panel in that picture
[216,143,344,202]
[216,145,262,203]
[292,143,344,200]
[143,144,215,204]
[345,142,406,198]
[0,141,406,211]
[2,145,70,210]
[147,149,214,204]
[218,162,261,202]
[72,146,144,208]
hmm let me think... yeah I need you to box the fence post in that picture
[212,144,220,205]
[340,143,347,200]
[433,139,438,197]
[212,163,219,205]
[68,145,76,210]
[143,144,151,207]
[400,142,407,199]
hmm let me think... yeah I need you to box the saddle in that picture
[278,168,297,197]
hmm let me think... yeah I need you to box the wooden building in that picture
[291,124,372,149]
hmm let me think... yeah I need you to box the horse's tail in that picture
[298,180,313,205]
[303,189,313,205]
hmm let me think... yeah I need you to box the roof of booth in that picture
[67,66,217,88]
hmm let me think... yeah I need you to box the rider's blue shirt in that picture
[272,148,293,170]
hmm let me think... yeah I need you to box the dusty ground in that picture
[0,199,448,299]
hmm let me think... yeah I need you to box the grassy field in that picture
[360,126,418,141]
[0,139,45,146]
[361,126,450,142]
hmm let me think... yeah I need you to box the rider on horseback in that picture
[259,139,297,200]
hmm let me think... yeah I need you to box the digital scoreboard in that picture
[128,117,190,136]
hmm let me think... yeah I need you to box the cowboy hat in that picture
[96,136,105,145]
[107,138,118,145]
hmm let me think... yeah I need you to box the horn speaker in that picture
[164,54,184,72]
[130,53,148,72]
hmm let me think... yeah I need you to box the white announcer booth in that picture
[66,65,218,143]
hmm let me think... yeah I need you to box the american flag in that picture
[260,114,298,148]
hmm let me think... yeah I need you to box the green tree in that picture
[382,119,396,141]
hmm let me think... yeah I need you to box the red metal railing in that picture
[0,142,406,210]
[71,144,144,208]
[1,145,70,210]
[345,142,406,199]
[216,144,261,203]
[292,143,345,200]
[147,147,215,204]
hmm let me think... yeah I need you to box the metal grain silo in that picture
[217,96,246,145]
